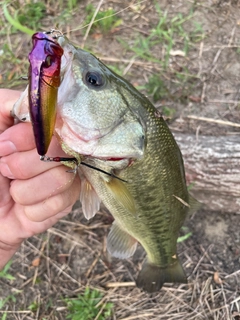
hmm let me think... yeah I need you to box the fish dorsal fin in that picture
[188,194,202,215]
[105,178,136,216]
[80,178,101,220]
[107,221,138,259]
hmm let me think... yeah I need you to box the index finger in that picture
[0,89,22,133]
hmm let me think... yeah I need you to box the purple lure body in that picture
[28,32,63,155]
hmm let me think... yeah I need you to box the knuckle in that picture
[41,193,67,219]
[9,180,25,205]
[8,153,28,179]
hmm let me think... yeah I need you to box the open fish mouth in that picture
[55,113,145,159]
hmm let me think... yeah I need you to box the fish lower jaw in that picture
[105,157,135,168]
[83,157,131,172]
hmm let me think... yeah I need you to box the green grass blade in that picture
[177,232,192,243]
[1,313,7,320]
[3,3,35,35]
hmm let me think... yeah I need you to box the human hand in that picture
[0,89,81,269]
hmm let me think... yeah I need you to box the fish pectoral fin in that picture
[188,194,202,215]
[105,178,136,216]
[80,178,101,220]
[136,258,187,293]
[107,221,138,259]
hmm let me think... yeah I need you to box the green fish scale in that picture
[120,110,188,265]
[82,112,189,267]
[64,44,189,268]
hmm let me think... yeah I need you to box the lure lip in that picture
[28,31,63,156]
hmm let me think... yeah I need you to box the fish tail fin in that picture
[136,258,187,293]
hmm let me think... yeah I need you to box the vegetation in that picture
[1,1,229,318]
[84,4,122,34]
[119,4,205,108]
[0,261,15,281]
[64,287,113,320]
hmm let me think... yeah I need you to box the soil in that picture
[0,1,240,319]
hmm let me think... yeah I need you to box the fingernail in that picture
[0,141,17,156]
[0,162,15,179]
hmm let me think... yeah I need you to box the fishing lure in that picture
[28,31,125,182]
[28,31,63,156]
[40,155,127,182]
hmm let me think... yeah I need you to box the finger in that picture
[0,121,68,160]
[0,174,11,207]
[0,122,34,156]
[23,173,80,223]
[10,165,78,205]
[0,148,61,180]
[0,89,22,133]
[0,137,73,180]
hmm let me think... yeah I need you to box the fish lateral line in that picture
[39,155,127,182]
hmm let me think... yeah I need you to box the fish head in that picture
[55,36,146,161]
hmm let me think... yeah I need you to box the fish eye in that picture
[85,71,104,88]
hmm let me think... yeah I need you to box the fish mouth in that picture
[57,114,115,142]
[55,117,116,157]
[55,103,144,156]
[55,118,134,171]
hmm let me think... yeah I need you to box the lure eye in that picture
[45,55,52,67]
[85,71,104,88]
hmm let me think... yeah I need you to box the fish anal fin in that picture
[105,178,136,216]
[80,178,101,220]
[107,221,138,259]
[136,258,187,293]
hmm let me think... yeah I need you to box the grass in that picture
[17,2,46,31]
[2,0,80,36]
[83,4,122,34]
[0,261,15,281]
[145,76,169,102]
[0,261,18,319]
[177,227,192,243]
[118,3,204,104]
[1,1,238,319]
[124,4,204,68]
[0,292,19,320]
[1,1,204,101]
[2,3,35,35]
[0,294,17,311]
[64,287,113,320]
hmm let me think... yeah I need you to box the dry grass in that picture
[1,205,239,319]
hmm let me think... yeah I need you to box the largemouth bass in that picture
[13,35,199,293]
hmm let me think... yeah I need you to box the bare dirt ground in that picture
[0,0,240,319]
